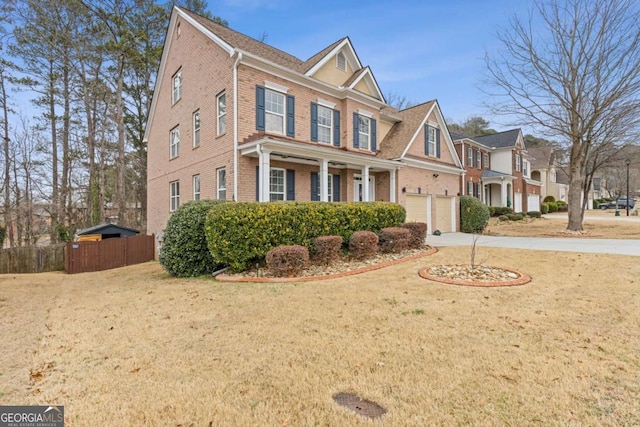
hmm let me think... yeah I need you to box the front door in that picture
[353,175,375,201]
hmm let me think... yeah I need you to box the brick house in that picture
[527,145,570,203]
[145,7,466,239]
[452,129,542,212]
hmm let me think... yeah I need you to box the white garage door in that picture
[405,194,428,223]
[528,194,540,212]
[435,196,455,233]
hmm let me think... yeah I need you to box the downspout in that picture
[233,51,243,201]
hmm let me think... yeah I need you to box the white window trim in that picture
[265,88,286,135]
[172,69,182,104]
[170,180,180,212]
[170,126,180,159]
[269,167,286,201]
[483,152,489,169]
[467,147,473,166]
[193,174,200,201]
[358,115,370,151]
[317,98,336,109]
[476,150,482,169]
[264,80,289,93]
[428,127,436,157]
[193,110,200,148]
[467,181,473,196]
[515,154,521,172]
[217,168,226,200]
[317,104,333,145]
[357,108,373,118]
[217,92,226,136]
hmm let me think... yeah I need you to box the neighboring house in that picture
[452,129,542,212]
[527,145,570,202]
[145,7,465,238]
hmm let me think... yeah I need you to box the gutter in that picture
[233,51,243,201]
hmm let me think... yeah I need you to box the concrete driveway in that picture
[427,232,640,256]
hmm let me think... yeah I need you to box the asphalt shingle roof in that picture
[527,146,555,169]
[473,129,521,149]
[377,101,436,160]
[481,169,512,178]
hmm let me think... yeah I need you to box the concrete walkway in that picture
[427,232,640,256]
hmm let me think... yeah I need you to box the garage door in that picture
[405,194,428,223]
[527,194,540,212]
[435,196,454,233]
[514,193,523,213]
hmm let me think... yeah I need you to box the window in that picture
[265,89,285,134]
[170,180,180,212]
[336,51,346,71]
[193,174,200,201]
[269,168,285,201]
[467,147,473,166]
[172,69,182,104]
[427,127,436,156]
[484,153,489,169]
[523,160,528,176]
[217,168,226,200]
[170,126,180,159]
[467,181,473,196]
[317,105,332,144]
[314,174,334,201]
[217,92,226,135]
[358,116,370,150]
[515,154,521,172]
[476,150,482,169]
[193,110,200,147]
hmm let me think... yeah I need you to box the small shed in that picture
[76,223,140,241]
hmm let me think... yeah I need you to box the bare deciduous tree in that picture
[484,0,640,232]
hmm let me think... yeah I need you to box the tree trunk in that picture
[567,143,585,232]
[116,53,126,224]
[0,70,12,248]
[48,59,59,244]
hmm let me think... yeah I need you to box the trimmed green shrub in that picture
[159,199,226,277]
[401,222,427,249]
[488,206,514,217]
[557,204,568,212]
[313,235,343,265]
[265,245,309,277]
[379,227,410,253]
[547,202,559,213]
[527,211,542,218]
[349,230,379,260]
[507,213,524,221]
[540,203,549,214]
[498,214,509,222]
[543,195,556,203]
[205,201,405,271]
[555,200,567,206]
[460,195,490,233]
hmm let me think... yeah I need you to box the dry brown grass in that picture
[486,211,640,239]
[1,244,639,425]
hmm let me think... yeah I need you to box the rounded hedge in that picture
[547,201,559,213]
[460,196,490,233]
[159,199,226,277]
[543,195,556,203]
[540,203,550,214]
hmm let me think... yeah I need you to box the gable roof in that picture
[473,129,522,149]
[527,146,556,169]
[76,223,140,236]
[301,38,347,73]
[378,101,436,159]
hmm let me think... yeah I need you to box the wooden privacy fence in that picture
[65,234,155,274]
[0,244,66,274]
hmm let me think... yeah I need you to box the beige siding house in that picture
[145,7,466,239]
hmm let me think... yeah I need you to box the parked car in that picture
[599,198,636,209]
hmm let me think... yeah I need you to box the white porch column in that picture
[500,178,507,207]
[258,148,271,202]
[362,166,370,202]
[390,169,397,203]
[319,159,329,202]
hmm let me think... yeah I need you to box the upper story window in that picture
[193,174,200,201]
[427,127,436,156]
[170,125,180,159]
[476,150,482,169]
[217,168,226,200]
[467,181,473,196]
[515,153,521,172]
[170,180,180,212]
[358,116,370,150]
[311,102,340,147]
[217,91,226,135]
[317,105,333,144]
[523,159,529,177]
[265,89,285,134]
[467,147,473,166]
[424,124,440,157]
[484,152,489,169]
[551,169,557,182]
[256,85,295,137]
[269,168,286,201]
[193,110,200,148]
[172,69,182,104]
[336,51,346,71]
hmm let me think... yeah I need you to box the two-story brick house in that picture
[452,129,542,212]
[145,7,466,239]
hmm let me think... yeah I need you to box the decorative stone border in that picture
[216,246,438,283]
[418,265,531,287]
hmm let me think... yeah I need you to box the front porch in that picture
[481,170,514,208]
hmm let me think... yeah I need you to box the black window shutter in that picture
[425,125,430,155]
[436,128,441,158]
[353,112,359,148]
[333,175,341,201]
[256,86,265,131]
[286,95,295,137]
[255,166,260,201]
[286,169,295,200]
[333,109,341,147]
[371,118,377,152]
[310,103,318,142]
[310,172,319,201]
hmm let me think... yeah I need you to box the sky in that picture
[205,0,535,131]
